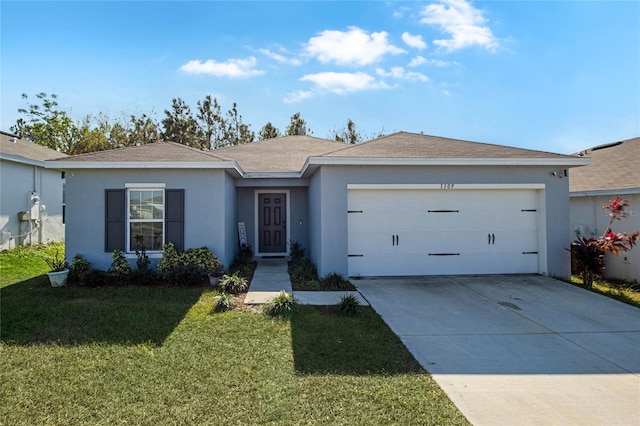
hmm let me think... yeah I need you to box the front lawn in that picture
[571,275,640,308]
[0,244,468,425]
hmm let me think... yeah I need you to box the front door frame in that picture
[255,189,290,257]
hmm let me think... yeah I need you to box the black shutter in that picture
[165,189,184,251]
[105,189,125,252]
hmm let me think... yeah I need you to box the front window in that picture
[128,188,164,252]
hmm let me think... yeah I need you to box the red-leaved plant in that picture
[572,198,639,288]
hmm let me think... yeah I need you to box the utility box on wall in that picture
[18,211,31,222]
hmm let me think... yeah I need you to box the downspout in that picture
[38,168,44,244]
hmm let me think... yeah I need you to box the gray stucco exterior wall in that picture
[308,165,572,279]
[65,169,232,270]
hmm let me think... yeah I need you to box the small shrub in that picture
[219,271,248,294]
[337,294,361,316]
[158,243,222,286]
[108,250,132,283]
[68,254,91,285]
[129,268,159,286]
[84,269,110,287]
[321,272,351,290]
[264,290,297,318]
[306,279,322,289]
[213,292,234,312]
[288,258,318,284]
[289,240,305,262]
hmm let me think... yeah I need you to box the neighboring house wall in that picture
[65,168,234,270]
[570,193,640,282]
[0,159,65,250]
[308,165,571,279]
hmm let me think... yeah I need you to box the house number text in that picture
[440,183,455,189]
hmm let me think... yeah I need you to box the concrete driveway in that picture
[355,275,640,425]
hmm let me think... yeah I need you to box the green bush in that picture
[288,240,305,262]
[68,254,91,285]
[158,243,222,286]
[108,250,132,284]
[321,272,351,290]
[288,258,318,284]
[337,294,361,316]
[84,269,110,287]
[219,271,248,294]
[213,292,234,312]
[264,290,297,318]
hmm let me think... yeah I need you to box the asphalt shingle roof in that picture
[570,137,640,193]
[48,141,225,163]
[214,135,346,173]
[324,132,572,159]
[0,131,68,162]
[46,131,580,173]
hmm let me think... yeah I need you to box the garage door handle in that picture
[392,234,399,246]
[488,233,495,244]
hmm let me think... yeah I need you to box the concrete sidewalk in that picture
[244,260,368,306]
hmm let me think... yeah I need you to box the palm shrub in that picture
[213,292,234,312]
[288,240,305,262]
[337,294,361,316]
[264,290,296,318]
[572,198,639,289]
[321,272,351,290]
[219,271,248,294]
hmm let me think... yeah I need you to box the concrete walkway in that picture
[356,275,640,426]
[244,260,367,306]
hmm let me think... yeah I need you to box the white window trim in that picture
[126,185,166,253]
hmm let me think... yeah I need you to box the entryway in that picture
[257,191,288,255]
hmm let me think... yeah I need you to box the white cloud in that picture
[300,72,387,94]
[258,48,302,66]
[283,90,315,104]
[179,57,264,78]
[408,56,452,67]
[402,32,427,50]
[376,67,429,82]
[420,0,498,51]
[305,27,406,66]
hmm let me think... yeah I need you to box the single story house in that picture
[46,131,588,279]
[570,137,639,282]
[0,130,67,250]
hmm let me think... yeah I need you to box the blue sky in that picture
[2,0,638,154]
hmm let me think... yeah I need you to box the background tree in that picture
[329,119,364,144]
[11,92,80,154]
[285,112,311,136]
[197,95,225,150]
[224,102,254,146]
[258,122,280,140]
[128,113,160,146]
[161,98,202,148]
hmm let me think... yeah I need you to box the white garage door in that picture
[348,185,545,277]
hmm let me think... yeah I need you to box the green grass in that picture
[571,276,640,308]
[0,244,468,425]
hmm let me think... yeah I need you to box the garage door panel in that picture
[348,188,543,277]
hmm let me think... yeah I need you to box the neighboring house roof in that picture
[570,137,640,194]
[46,131,588,175]
[0,131,68,166]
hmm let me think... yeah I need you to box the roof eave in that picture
[0,153,46,167]
[570,188,640,197]
[304,156,590,168]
